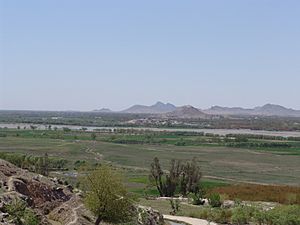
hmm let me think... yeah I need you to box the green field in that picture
[0,129,300,187]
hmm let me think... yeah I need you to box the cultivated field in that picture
[0,128,299,186]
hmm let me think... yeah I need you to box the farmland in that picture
[0,128,299,187]
[1,124,300,224]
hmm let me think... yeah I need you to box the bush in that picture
[23,209,40,225]
[208,208,232,224]
[208,193,222,207]
[183,204,300,225]
[191,194,205,205]
[169,199,180,215]
[259,205,300,225]
[231,206,257,225]
[185,208,232,224]
[4,199,40,225]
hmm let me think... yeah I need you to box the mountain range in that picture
[205,104,300,117]
[164,105,208,119]
[96,102,300,118]
[122,101,177,114]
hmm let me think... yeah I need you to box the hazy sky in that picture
[1,1,300,111]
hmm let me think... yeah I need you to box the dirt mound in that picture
[10,177,71,214]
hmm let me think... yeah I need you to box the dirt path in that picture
[85,141,103,161]
[7,176,15,191]
[163,215,218,225]
[65,203,84,225]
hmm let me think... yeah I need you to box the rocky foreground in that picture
[0,159,163,225]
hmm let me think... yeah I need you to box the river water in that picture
[1,123,300,137]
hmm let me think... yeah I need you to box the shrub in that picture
[262,205,300,225]
[211,184,300,204]
[184,204,300,225]
[4,199,40,225]
[169,199,180,215]
[208,193,222,207]
[231,205,258,225]
[191,194,205,205]
[208,208,232,224]
[23,209,40,225]
[185,208,209,220]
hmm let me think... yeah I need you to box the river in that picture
[1,123,300,137]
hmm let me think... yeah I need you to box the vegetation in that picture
[0,128,299,186]
[0,126,300,225]
[0,152,67,175]
[81,166,133,225]
[149,157,202,197]
[177,204,300,225]
[208,193,222,208]
[211,184,300,204]
[4,199,40,225]
[169,199,181,215]
[1,110,300,131]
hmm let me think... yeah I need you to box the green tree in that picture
[180,157,202,196]
[82,166,133,225]
[149,157,202,197]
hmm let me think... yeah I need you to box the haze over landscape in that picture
[1,1,300,111]
[1,1,300,225]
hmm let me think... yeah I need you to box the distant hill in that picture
[254,104,300,117]
[205,104,300,117]
[93,108,113,113]
[122,101,177,114]
[205,106,253,115]
[94,103,300,118]
[164,105,208,119]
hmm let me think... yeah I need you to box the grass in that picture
[138,198,199,215]
[125,174,229,197]
[1,129,300,187]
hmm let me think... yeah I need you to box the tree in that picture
[82,166,133,225]
[30,125,37,130]
[35,153,49,176]
[44,153,49,176]
[180,158,202,196]
[149,157,164,196]
[149,157,202,197]
[164,159,182,197]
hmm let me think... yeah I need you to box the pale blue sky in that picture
[1,0,300,111]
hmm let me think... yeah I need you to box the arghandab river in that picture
[1,123,300,137]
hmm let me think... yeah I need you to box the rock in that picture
[222,200,235,208]
[0,160,75,224]
[137,206,164,225]
[203,198,209,206]
[67,184,74,192]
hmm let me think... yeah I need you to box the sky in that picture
[0,0,300,111]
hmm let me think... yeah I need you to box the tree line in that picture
[0,152,67,175]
